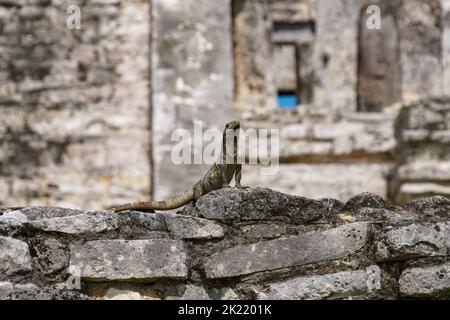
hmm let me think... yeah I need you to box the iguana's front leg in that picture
[193,181,205,201]
[221,164,230,188]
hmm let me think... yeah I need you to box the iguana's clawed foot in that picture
[235,184,249,189]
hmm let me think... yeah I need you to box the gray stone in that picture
[350,207,419,226]
[69,239,188,281]
[2,206,84,222]
[376,222,450,261]
[205,222,371,279]
[117,211,166,231]
[0,207,96,232]
[0,210,28,227]
[217,287,240,300]
[399,263,450,298]
[195,187,336,224]
[0,282,91,300]
[163,213,224,240]
[343,192,395,211]
[33,238,68,275]
[254,265,381,300]
[26,211,119,234]
[0,236,32,276]
[401,196,450,217]
[399,0,443,97]
[166,285,211,300]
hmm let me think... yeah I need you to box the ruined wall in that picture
[237,0,450,203]
[0,0,151,211]
[1,0,450,213]
[1,188,450,300]
[392,97,450,203]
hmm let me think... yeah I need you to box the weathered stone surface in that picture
[349,207,419,227]
[0,207,95,232]
[254,265,381,300]
[163,213,224,240]
[401,196,450,217]
[205,222,371,279]
[0,236,32,276]
[399,263,450,298]
[1,206,84,222]
[69,239,188,281]
[33,238,68,275]
[166,285,211,300]
[117,211,166,231]
[376,222,450,261]
[216,287,240,300]
[0,0,151,211]
[26,212,119,235]
[194,187,336,224]
[0,282,91,300]
[343,192,396,211]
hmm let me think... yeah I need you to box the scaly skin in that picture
[109,120,242,212]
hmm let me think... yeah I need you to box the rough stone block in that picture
[194,187,337,224]
[399,263,450,298]
[32,238,68,275]
[163,213,224,240]
[26,212,119,235]
[0,236,32,276]
[0,282,90,300]
[254,265,381,300]
[69,239,188,281]
[376,222,450,261]
[205,222,370,279]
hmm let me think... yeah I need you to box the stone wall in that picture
[391,96,450,203]
[1,187,449,300]
[0,0,151,211]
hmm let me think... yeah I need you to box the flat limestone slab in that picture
[205,222,370,279]
[254,265,381,300]
[69,239,188,281]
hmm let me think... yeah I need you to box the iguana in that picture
[109,120,242,212]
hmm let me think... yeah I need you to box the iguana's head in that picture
[225,120,240,130]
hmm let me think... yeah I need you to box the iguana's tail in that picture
[109,189,194,212]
